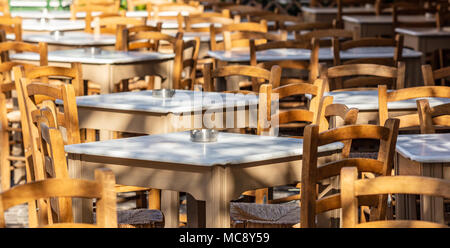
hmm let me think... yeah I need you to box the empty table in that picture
[395,27,450,55]
[72,89,259,139]
[343,14,436,38]
[21,32,116,51]
[395,133,450,223]
[208,47,423,87]
[10,49,175,94]
[65,131,343,227]
[323,90,450,126]
[301,6,376,23]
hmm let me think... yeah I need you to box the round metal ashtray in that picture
[51,30,64,38]
[84,47,102,55]
[190,129,219,143]
[152,89,176,98]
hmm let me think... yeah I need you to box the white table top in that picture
[72,90,259,114]
[22,19,86,32]
[172,31,295,42]
[395,27,450,37]
[64,131,343,167]
[10,48,174,65]
[326,90,450,111]
[301,6,375,14]
[6,10,97,19]
[207,47,422,63]
[22,32,116,46]
[343,14,435,24]
[396,133,450,163]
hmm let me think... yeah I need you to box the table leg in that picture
[205,165,231,228]
[395,153,419,220]
[161,190,180,228]
[421,163,445,224]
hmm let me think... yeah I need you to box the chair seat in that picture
[95,208,165,228]
[6,110,21,122]
[230,202,299,228]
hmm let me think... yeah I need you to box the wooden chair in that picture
[127,0,168,11]
[0,167,118,228]
[378,84,450,129]
[284,21,335,35]
[250,39,320,86]
[332,34,404,66]
[0,41,47,192]
[422,64,450,87]
[0,0,9,16]
[417,99,450,134]
[231,118,400,227]
[209,21,271,51]
[177,10,234,33]
[147,2,204,22]
[295,28,356,48]
[13,66,164,228]
[336,0,378,26]
[324,62,406,92]
[88,15,147,35]
[202,63,281,92]
[340,166,449,228]
[437,3,450,29]
[392,2,437,29]
[0,16,22,41]
[70,0,121,20]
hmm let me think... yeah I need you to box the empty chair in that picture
[378,84,450,129]
[70,0,121,20]
[295,28,356,48]
[248,13,303,31]
[417,99,450,133]
[422,64,450,86]
[89,15,147,34]
[284,21,336,36]
[336,0,378,27]
[340,166,449,228]
[0,16,22,41]
[392,2,437,29]
[324,62,406,91]
[177,10,234,33]
[332,34,404,66]
[147,2,204,22]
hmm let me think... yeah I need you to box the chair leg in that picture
[148,189,161,210]
[0,129,11,191]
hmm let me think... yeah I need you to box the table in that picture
[22,19,87,33]
[10,49,175,94]
[65,131,343,227]
[21,32,116,51]
[395,133,450,223]
[301,6,375,23]
[395,27,450,55]
[343,15,436,38]
[207,47,423,87]
[72,89,259,138]
[323,90,450,126]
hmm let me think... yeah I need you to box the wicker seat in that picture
[230,202,299,228]
[93,209,165,228]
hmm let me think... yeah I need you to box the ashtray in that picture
[84,47,102,55]
[152,89,175,98]
[190,129,218,143]
[51,30,63,39]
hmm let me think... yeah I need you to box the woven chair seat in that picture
[94,209,165,228]
[230,202,299,228]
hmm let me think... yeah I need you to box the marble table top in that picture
[64,131,343,166]
[396,133,450,163]
[22,32,116,46]
[22,19,87,32]
[343,14,435,24]
[301,6,375,14]
[6,10,99,19]
[207,47,422,63]
[395,27,450,37]
[72,90,259,114]
[326,90,450,111]
[10,48,174,65]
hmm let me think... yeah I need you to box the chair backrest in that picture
[178,10,234,33]
[324,62,405,91]
[0,166,118,228]
[147,2,204,21]
[257,79,326,136]
[422,64,450,86]
[300,118,400,228]
[417,99,450,134]
[336,0,377,27]
[340,166,449,228]
[333,34,404,67]
[209,21,269,51]
[0,16,22,41]
[437,3,450,29]
[295,28,356,48]
[117,25,182,52]
[176,37,200,90]
[285,21,335,36]
[0,0,9,15]
[0,40,48,66]
[70,0,121,20]
[203,63,281,92]
[250,39,320,85]
[378,85,450,129]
